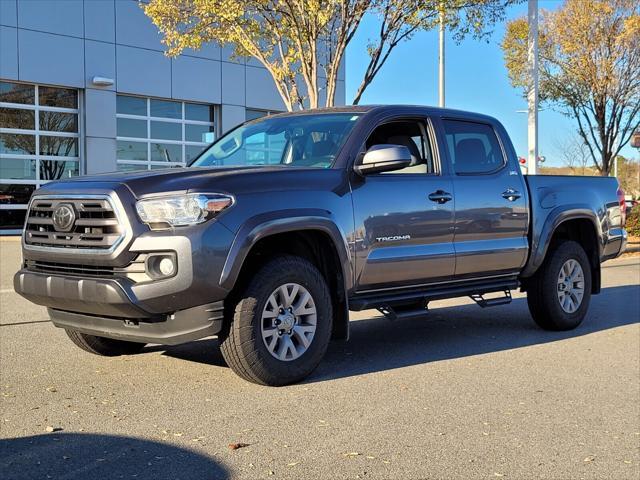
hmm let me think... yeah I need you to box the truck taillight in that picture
[617,185,626,225]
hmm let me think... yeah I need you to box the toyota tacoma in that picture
[14,106,627,385]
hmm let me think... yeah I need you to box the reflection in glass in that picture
[117,95,147,116]
[186,145,206,162]
[117,118,147,138]
[39,111,78,133]
[117,163,148,172]
[185,124,213,142]
[150,99,181,119]
[151,121,181,141]
[39,160,78,181]
[0,158,37,179]
[246,109,268,121]
[185,103,212,122]
[39,136,78,157]
[0,183,35,205]
[0,133,36,155]
[0,108,35,130]
[0,82,35,105]
[151,143,182,162]
[0,208,28,230]
[39,86,77,109]
[117,141,147,161]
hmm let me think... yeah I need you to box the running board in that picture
[349,278,519,312]
[469,289,512,308]
[377,305,429,321]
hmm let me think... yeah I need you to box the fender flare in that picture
[521,205,602,279]
[219,210,352,339]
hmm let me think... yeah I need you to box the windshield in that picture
[191,113,360,169]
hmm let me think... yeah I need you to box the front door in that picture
[441,118,529,278]
[351,119,455,291]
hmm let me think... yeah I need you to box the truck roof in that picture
[268,104,499,124]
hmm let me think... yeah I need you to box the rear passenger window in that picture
[443,120,505,174]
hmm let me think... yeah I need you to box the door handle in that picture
[502,188,521,201]
[428,190,453,204]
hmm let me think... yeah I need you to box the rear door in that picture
[440,118,529,278]
[351,117,455,291]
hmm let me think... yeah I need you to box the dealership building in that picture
[0,0,346,232]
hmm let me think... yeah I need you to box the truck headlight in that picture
[136,193,234,229]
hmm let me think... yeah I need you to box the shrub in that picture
[626,205,640,237]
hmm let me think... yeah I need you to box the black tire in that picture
[527,240,592,331]
[65,330,146,356]
[219,255,333,386]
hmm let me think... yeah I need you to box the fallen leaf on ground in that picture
[584,456,596,462]
[287,462,299,467]
[228,442,250,450]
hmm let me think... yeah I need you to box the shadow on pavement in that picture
[155,284,639,383]
[0,433,228,480]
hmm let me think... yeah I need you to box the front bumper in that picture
[47,302,224,345]
[13,268,227,344]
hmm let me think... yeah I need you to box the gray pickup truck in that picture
[14,106,627,385]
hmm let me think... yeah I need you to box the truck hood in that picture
[39,166,343,198]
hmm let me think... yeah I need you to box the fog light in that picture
[145,253,177,279]
[159,257,176,276]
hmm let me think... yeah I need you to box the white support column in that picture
[438,9,446,108]
[527,0,539,175]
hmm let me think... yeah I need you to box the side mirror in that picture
[354,144,412,175]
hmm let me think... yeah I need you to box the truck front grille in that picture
[24,196,125,251]
[24,256,148,282]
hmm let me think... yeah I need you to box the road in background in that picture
[1,240,639,479]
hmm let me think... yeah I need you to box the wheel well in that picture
[231,230,349,340]
[548,218,600,294]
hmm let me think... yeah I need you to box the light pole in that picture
[438,7,445,108]
[527,0,539,175]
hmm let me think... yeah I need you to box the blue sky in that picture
[345,0,637,167]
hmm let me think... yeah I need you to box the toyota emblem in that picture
[52,203,76,232]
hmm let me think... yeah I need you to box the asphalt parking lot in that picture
[1,239,639,480]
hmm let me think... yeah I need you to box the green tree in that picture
[502,0,640,176]
[145,0,518,111]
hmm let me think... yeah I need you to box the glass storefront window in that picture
[150,99,182,119]
[39,111,77,133]
[246,109,280,121]
[0,82,35,105]
[0,82,80,231]
[1,108,35,130]
[39,86,78,109]
[116,95,146,116]
[116,95,215,170]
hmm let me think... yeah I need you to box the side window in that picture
[365,120,435,174]
[442,120,505,174]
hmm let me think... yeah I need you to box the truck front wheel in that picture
[527,240,592,331]
[219,255,333,386]
[65,330,146,356]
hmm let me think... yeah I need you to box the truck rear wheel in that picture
[65,330,146,356]
[527,240,592,331]
[219,255,333,386]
